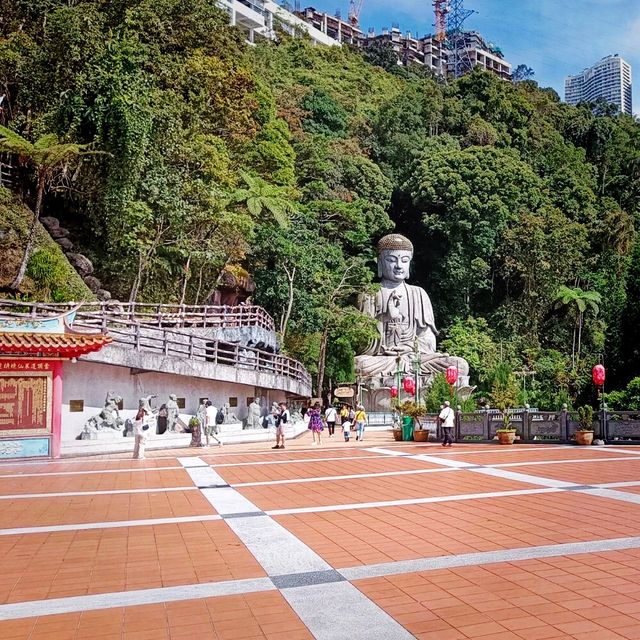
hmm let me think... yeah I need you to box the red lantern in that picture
[445,366,458,386]
[403,377,415,395]
[390,385,398,398]
[592,364,606,387]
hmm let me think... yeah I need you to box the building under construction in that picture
[297,0,511,81]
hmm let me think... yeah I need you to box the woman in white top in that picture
[438,401,455,447]
[133,408,151,460]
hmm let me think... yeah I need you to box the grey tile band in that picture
[281,581,414,640]
[339,535,640,581]
[271,569,345,589]
[0,577,275,621]
[221,511,266,519]
[181,458,415,639]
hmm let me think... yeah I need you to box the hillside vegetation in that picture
[1,0,639,406]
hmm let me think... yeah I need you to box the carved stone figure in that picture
[247,398,262,429]
[355,234,469,384]
[80,391,124,438]
[165,394,179,432]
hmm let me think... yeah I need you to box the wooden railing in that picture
[0,299,311,389]
[0,300,276,332]
[102,321,311,388]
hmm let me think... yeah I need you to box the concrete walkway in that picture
[2,432,640,639]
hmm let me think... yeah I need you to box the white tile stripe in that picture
[339,535,640,581]
[0,577,276,621]
[233,466,460,487]
[265,487,562,516]
[0,466,184,479]
[0,486,197,500]
[493,456,640,468]
[180,458,413,639]
[212,454,385,468]
[0,514,222,537]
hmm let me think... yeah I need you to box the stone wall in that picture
[61,360,287,442]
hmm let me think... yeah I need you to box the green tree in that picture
[554,286,602,369]
[0,126,89,289]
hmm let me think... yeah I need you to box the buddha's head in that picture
[377,234,413,283]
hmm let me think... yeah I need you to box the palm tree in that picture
[554,285,602,368]
[0,126,89,290]
[232,171,295,228]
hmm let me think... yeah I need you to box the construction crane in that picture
[433,0,449,42]
[348,0,364,27]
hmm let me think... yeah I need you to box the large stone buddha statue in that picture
[355,234,469,386]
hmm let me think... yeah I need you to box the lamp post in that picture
[593,363,606,437]
[413,340,421,408]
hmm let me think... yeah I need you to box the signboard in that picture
[0,371,52,435]
[334,386,354,398]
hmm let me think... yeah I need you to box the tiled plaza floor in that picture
[1,434,640,639]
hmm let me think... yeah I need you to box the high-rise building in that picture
[565,55,632,115]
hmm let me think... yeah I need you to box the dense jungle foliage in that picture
[1,0,639,407]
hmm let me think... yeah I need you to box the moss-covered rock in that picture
[0,187,94,302]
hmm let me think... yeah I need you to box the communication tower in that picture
[446,0,476,78]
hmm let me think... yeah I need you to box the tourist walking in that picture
[204,400,223,447]
[354,404,367,441]
[308,402,324,445]
[340,404,349,427]
[191,399,207,447]
[325,404,337,437]
[132,407,151,460]
[342,419,351,442]
[439,400,455,447]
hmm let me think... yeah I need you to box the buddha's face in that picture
[379,250,412,282]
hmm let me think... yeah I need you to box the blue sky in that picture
[303,0,640,111]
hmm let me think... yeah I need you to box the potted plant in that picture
[399,400,429,441]
[575,405,595,445]
[390,399,403,440]
[495,410,517,445]
[490,367,519,445]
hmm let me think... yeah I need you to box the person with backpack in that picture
[439,400,455,447]
[204,400,223,447]
[325,404,337,437]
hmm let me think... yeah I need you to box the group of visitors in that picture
[189,398,225,448]
[302,402,368,446]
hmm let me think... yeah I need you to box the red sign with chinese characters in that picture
[0,376,49,430]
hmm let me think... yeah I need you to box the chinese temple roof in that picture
[0,332,112,357]
[0,304,111,358]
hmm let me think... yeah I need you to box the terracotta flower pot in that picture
[497,430,516,445]
[392,428,403,441]
[575,430,594,446]
[414,429,429,442]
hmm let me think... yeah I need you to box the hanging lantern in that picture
[592,364,606,387]
[445,366,458,386]
[403,377,415,395]
[390,385,398,398]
